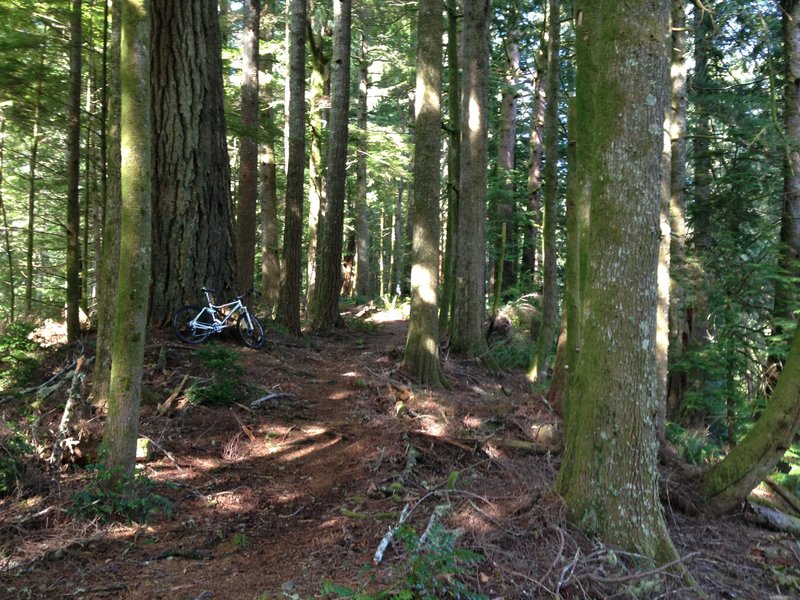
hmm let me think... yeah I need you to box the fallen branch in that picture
[745,502,800,536]
[158,374,190,415]
[49,356,86,476]
[250,392,295,409]
[140,435,182,471]
[766,478,800,517]
[494,437,561,454]
[373,503,411,565]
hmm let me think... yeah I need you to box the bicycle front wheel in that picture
[237,312,265,349]
[173,305,212,344]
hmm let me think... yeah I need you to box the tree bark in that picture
[529,0,560,383]
[404,0,445,386]
[355,27,371,299]
[451,0,490,357]
[310,0,351,330]
[66,0,83,343]
[150,0,236,325]
[439,0,460,331]
[555,0,680,565]
[276,0,307,335]
[236,0,260,293]
[102,0,151,480]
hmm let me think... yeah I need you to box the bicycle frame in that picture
[191,291,254,334]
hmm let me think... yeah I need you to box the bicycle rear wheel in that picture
[173,305,212,344]
[237,312,265,349]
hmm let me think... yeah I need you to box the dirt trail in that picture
[2,310,800,599]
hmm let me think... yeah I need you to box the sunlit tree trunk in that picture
[524,56,545,287]
[555,0,680,565]
[404,0,445,386]
[451,0,490,357]
[102,0,151,480]
[236,0,260,293]
[305,5,330,306]
[667,0,689,422]
[150,0,236,325]
[66,0,83,343]
[529,0,560,383]
[276,0,307,335]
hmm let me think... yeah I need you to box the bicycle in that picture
[172,287,266,349]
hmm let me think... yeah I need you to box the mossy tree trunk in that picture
[276,0,307,335]
[403,0,445,387]
[451,0,490,358]
[150,0,235,325]
[102,0,151,480]
[555,0,680,565]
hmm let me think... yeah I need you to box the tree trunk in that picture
[305,6,330,308]
[150,0,236,325]
[25,83,42,316]
[404,0,445,386]
[525,54,545,288]
[92,0,121,408]
[354,27,370,299]
[310,0,351,330]
[235,0,260,293]
[667,0,689,422]
[439,0,460,332]
[0,115,14,322]
[555,0,680,566]
[451,0,490,357]
[529,0,560,383]
[102,0,151,480]
[260,21,280,315]
[277,0,307,335]
[66,0,83,343]
[702,328,800,514]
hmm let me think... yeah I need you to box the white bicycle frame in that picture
[191,289,255,334]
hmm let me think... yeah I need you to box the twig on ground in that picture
[373,503,411,565]
[250,392,295,409]
[140,435,182,471]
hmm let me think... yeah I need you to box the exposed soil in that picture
[2,308,800,599]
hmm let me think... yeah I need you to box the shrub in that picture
[186,344,248,406]
[0,426,32,496]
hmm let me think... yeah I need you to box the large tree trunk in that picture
[66,0,83,343]
[102,0,151,480]
[529,0,560,383]
[555,0,680,565]
[276,0,307,335]
[150,0,235,325]
[451,0,490,357]
[524,56,545,288]
[404,0,445,386]
[235,0,260,293]
[309,0,351,330]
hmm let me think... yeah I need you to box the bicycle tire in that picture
[237,312,266,349]
[173,305,213,344]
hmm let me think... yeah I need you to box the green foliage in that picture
[485,330,533,372]
[186,344,247,406]
[68,464,172,523]
[665,422,723,466]
[0,424,32,496]
[320,523,486,600]
[0,323,40,391]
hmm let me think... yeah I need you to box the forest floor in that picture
[1,306,800,599]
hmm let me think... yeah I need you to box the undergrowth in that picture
[319,523,487,600]
[187,344,249,406]
[0,424,33,496]
[0,322,40,391]
[68,463,172,523]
